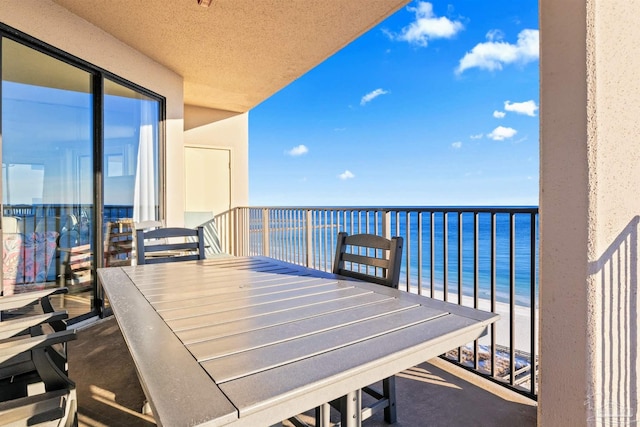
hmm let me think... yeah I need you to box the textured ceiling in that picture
[52,0,408,112]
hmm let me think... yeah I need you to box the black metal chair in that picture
[331,232,403,425]
[332,232,403,288]
[135,226,205,265]
[0,288,77,426]
[292,232,403,427]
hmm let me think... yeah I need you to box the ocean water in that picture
[257,208,539,308]
[399,211,538,307]
[307,209,539,308]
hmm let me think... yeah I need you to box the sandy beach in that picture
[423,289,538,356]
[417,290,538,388]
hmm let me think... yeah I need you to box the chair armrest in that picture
[0,329,76,393]
[0,329,76,365]
[0,288,68,311]
[0,311,69,340]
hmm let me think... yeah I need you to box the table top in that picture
[97,256,499,427]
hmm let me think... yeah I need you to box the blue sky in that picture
[249,1,539,207]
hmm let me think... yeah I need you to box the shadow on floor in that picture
[70,317,536,427]
[363,360,537,427]
[69,317,154,427]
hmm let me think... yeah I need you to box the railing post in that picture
[231,208,238,256]
[262,208,270,257]
[243,208,249,255]
[306,209,313,267]
[238,208,247,256]
[381,210,391,239]
[229,209,240,256]
[222,210,229,255]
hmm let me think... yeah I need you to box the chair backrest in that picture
[61,243,93,288]
[104,220,135,267]
[134,220,165,231]
[134,220,167,249]
[136,226,205,265]
[332,232,403,288]
[2,216,20,234]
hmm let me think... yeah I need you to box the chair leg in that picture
[383,376,397,423]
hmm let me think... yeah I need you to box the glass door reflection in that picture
[1,38,94,319]
[103,79,160,268]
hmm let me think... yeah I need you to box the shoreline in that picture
[420,289,538,355]
[405,280,539,309]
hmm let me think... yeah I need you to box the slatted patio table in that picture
[97,256,498,427]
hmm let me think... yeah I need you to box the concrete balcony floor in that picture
[69,317,537,427]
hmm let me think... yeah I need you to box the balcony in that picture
[2,204,538,425]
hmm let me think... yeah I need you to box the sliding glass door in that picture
[103,79,160,268]
[1,32,163,321]
[2,38,93,319]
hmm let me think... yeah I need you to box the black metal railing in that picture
[3,204,134,235]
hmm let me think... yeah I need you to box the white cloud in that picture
[455,29,539,75]
[286,144,309,156]
[339,170,355,180]
[451,141,462,149]
[513,136,528,144]
[493,110,506,118]
[470,133,483,140]
[386,2,464,47]
[488,126,517,141]
[504,100,538,117]
[360,88,389,106]
[486,29,505,42]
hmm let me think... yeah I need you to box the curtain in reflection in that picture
[133,100,157,223]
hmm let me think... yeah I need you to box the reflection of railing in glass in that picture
[1,204,140,293]
[2,205,85,294]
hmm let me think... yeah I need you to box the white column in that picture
[540,1,640,425]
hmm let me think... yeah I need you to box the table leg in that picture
[339,390,361,427]
[315,403,331,427]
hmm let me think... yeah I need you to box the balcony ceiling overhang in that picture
[52,0,408,112]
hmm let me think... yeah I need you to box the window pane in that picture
[103,79,160,267]
[1,38,94,318]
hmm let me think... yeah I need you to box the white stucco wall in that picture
[183,106,250,210]
[0,0,186,227]
[540,0,640,425]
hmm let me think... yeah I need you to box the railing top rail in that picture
[240,206,539,214]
